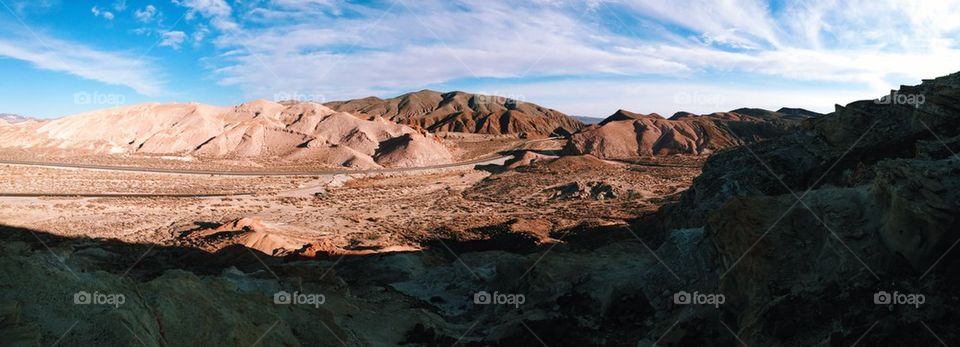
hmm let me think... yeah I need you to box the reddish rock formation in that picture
[325,90,584,138]
[565,108,816,158]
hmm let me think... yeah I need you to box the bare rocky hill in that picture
[565,108,816,158]
[0,101,452,169]
[598,109,665,125]
[638,73,960,345]
[325,90,585,138]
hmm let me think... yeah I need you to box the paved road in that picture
[0,138,555,177]
[0,192,256,198]
[0,138,557,197]
[0,155,510,177]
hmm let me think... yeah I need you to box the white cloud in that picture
[174,0,231,17]
[8,0,58,15]
[134,5,157,22]
[615,0,783,49]
[188,0,960,114]
[269,0,342,15]
[159,31,187,49]
[173,0,237,31]
[113,0,127,12]
[192,25,210,45]
[0,31,165,96]
[485,79,875,117]
[90,6,114,20]
[209,1,689,99]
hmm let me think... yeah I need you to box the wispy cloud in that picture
[5,0,59,16]
[112,0,127,12]
[0,30,165,96]
[134,5,157,23]
[159,31,187,49]
[90,6,114,20]
[8,0,955,115]
[210,1,688,99]
[485,78,870,116]
[174,0,237,31]
[185,0,959,114]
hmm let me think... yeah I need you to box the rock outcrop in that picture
[646,73,960,345]
[178,217,314,256]
[325,90,584,138]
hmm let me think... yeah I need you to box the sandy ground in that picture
[0,150,701,256]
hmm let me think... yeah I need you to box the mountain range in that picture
[0,113,33,124]
[0,92,823,165]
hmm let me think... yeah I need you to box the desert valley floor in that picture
[0,137,700,256]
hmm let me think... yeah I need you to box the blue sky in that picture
[2,0,959,118]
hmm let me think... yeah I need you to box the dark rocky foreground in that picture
[649,72,960,345]
[2,73,960,346]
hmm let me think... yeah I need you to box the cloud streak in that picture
[8,0,950,115]
[189,0,960,115]
[0,30,165,96]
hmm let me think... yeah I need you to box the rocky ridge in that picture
[565,108,817,158]
[325,90,585,138]
[643,73,960,345]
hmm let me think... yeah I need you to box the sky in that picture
[1,0,959,119]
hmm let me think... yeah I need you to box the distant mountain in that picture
[572,116,605,125]
[776,107,823,118]
[667,107,820,121]
[566,108,812,158]
[325,90,585,138]
[0,113,34,123]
